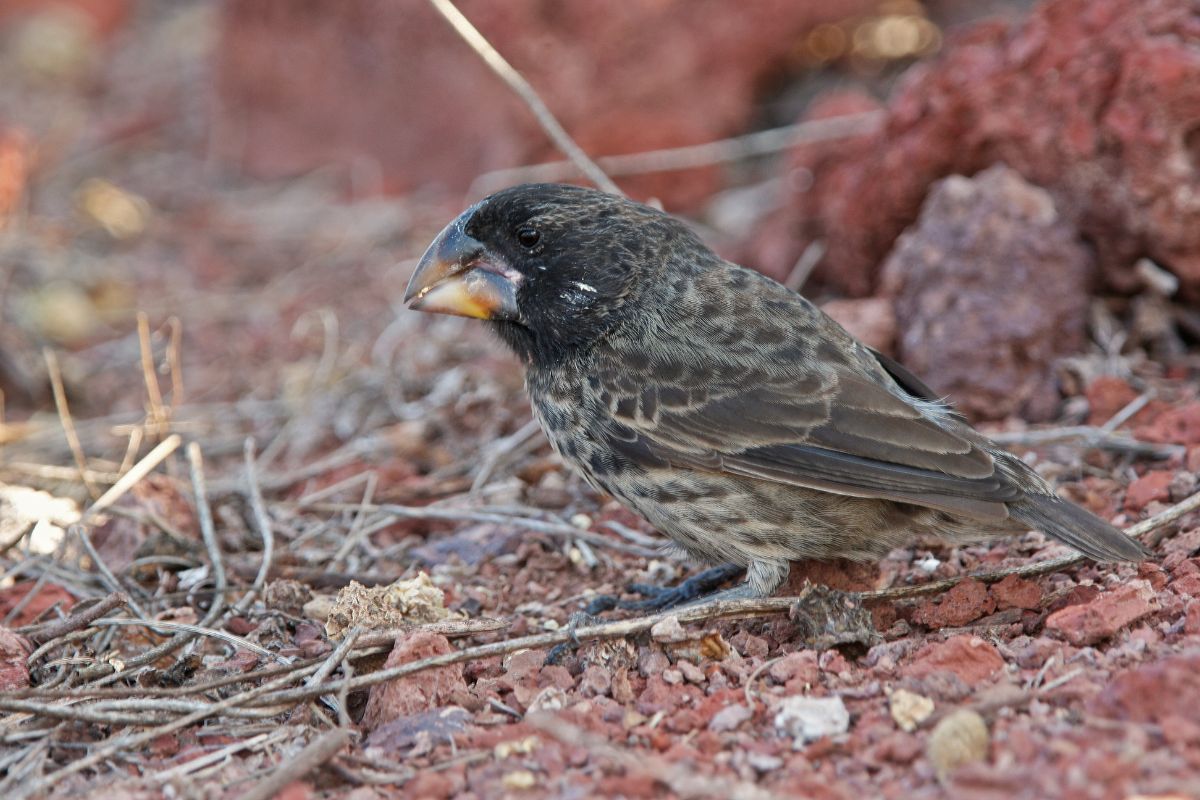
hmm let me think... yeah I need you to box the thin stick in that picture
[472,112,884,195]
[166,315,184,405]
[19,592,127,644]
[236,729,354,800]
[80,434,182,521]
[428,0,622,196]
[73,525,150,619]
[116,425,144,476]
[137,311,168,435]
[238,438,276,614]
[302,501,659,557]
[150,731,282,782]
[187,442,227,617]
[988,425,1180,457]
[93,618,279,661]
[1099,390,1153,434]
[12,664,318,800]
[331,471,378,565]
[0,462,123,486]
[43,348,99,499]
[470,418,541,494]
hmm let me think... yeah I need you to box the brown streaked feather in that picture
[595,295,1014,521]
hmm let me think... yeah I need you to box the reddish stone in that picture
[873,731,923,764]
[1084,376,1139,427]
[784,560,881,593]
[361,631,468,731]
[1136,403,1200,446]
[0,581,75,628]
[1138,561,1169,591]
[637,674,702,715]
[990,574,1043,611]
[213,0,875,207]
[1043,579,1159,646]
[912,578,995,628]
[579,665,611,697]
[1124,470,1175,513]
[1171,573,1200,598]
[0,627,31,691]
[1091,654,1200,725]
[768,651,819,686]
[878,166,1092,421]
[1185,601,1200,636]
[1047,583,1101,613]
[902,635,1005,684]
[748,0,1200,301]
[404,771,456,800]
[274,783,312,800]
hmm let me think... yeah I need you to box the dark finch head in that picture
[405,183,707,365]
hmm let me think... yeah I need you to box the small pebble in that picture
[889,688,935,732]
[773,695,850,747]
[928,709,989,781]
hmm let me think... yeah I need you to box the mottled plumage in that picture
[405,184,1146,599]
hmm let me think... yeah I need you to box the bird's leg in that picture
[600,563,748,612]
[545,608,600,665]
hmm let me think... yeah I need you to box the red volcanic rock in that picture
[1185,601,1200,635]
[880,166,1092,421]
[362,631,467,731]
[0,628,31,691]
[990,574,1043,611]
[902,635,1005,684]
[783,559,881,593]
[912,578,995,629]
[1123,469,1174,513]
[213,0,874,207]
[1136,403,1200,446]
[750,0,1200,300]
[1043,579,1158,646]
[1084,376,1140,427]
[1091,654,1200,727]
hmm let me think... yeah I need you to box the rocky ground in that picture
[0,1,1199,798]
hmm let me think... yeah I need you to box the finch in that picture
[404,183,1146,601]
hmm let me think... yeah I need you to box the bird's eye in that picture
[517,228,541,248]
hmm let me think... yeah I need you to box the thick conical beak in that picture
[404,218,521,321]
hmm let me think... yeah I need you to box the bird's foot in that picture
[586,563,747,614]
[545,610,600,665]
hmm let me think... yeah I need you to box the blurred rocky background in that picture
[1,0,1197,428]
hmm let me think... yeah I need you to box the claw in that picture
[546,610,599,665]
[618,564,746,611]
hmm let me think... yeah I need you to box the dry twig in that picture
[427,0,622,196]
[236,729,355,800]
[473,112,883,196]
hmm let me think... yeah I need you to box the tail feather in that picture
[1011,495,1149,562]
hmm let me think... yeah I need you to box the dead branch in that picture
[19,592,127,645]
[428,0,622,196]
[240,728,355,800]
[473,111,884,195]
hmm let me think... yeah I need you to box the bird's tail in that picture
[1010,495,1149,562]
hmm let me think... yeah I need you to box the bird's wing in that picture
[595,346,1019,521]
